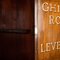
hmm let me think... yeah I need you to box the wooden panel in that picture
[0,0,34,29]
[0,33,34,60]
[0,33,16,60]
[0,0,34,60]
[38,0,60,60]
[16,34,34,60]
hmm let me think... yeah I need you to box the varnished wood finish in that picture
[0,0,34,60]
[38,0,60,60]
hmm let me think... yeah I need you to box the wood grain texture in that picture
[38,0,60,60]
[0,0,34,60]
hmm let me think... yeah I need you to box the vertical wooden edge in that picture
[35,0,38,60]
